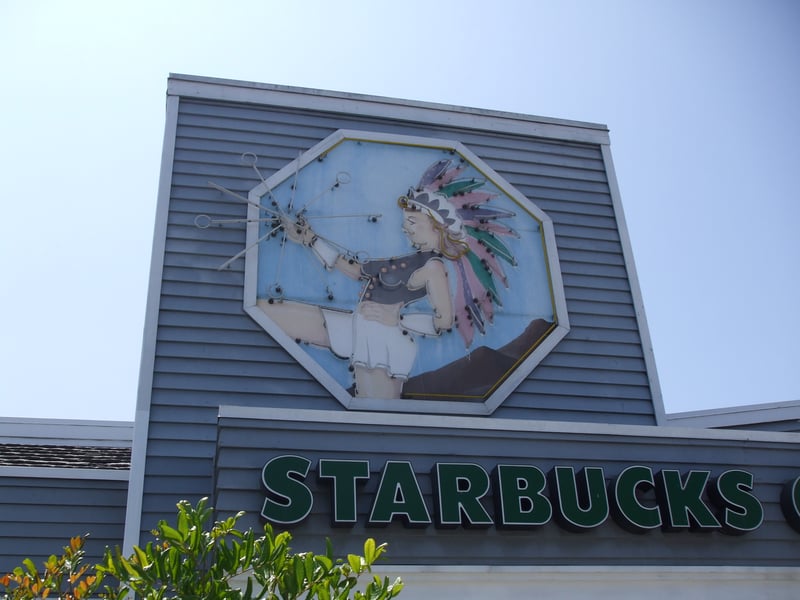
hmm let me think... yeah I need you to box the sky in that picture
[1,0,798,422]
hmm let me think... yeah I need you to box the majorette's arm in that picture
[283,216,362,280]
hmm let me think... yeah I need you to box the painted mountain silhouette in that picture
[402,318,554,400]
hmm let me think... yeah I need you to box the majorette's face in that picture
[402,209,439,250]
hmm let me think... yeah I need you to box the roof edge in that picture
[666,399,800,429]
[167,73,609,145]
[0,466,130,480]
[0,417,133,445]
[219,405,800,445]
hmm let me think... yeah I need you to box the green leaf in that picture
[315,555,333,571]
[157,523,183,545]
[304,552,315,582]
[176,506,189,536]
[325,538,334,560]
[1,499,402,600]
[133,545,150,569]
[347,554,362,574]
[22,558,38,577]
[120,557,141,579]
[363,539,376,565]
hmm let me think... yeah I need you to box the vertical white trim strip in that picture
[122,94,180,553]
[601,144,667,425]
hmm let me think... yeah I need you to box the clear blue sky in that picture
[1,0,798,421]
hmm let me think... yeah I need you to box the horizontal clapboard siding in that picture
[137,85,660,540]
[214,410,800,567]
[160,98,652,421]
[0,476,128,573]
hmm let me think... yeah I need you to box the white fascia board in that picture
[218,405,800,445]
[122,93,181,554]
[0,418,133,445]
[167,74,610,145]
[378,565,800,600]
[667,399,800,428]
[0,466,129,481]
[229,565,800,598]
[600,144,667,426]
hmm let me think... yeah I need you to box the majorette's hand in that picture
[358,300,402,326]
[282,215,316,246]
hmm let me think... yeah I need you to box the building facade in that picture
[2,75,798,598]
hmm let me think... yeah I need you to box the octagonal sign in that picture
[243,130,569,415]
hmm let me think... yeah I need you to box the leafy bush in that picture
[0,536,96,600]
[1,498,402,600]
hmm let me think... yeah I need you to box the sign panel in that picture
[260,454,771,535]
[242,130,569,414]
[213,406,800,568]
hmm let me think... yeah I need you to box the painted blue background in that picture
[256,140,553,387]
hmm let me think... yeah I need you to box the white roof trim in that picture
[122,93,181,554]
[0,466,129,480]
[167,74,610,145]
[667,399,800,428]
[600,144,666,425]
[0,417,132,445]
[219,405,800,445]
[374,565,800,598]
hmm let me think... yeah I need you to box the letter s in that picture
[261,455,313,524]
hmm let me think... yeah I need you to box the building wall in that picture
[2,78,798,597]
[0,418,131,574]
[131,76,663,544]
[0,472,129,573]
[117,77,798,595]
[214,407,799,568]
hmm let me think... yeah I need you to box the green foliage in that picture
[1,498,403,600]
[0,536,97,600]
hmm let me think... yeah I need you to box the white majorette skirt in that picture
[323,309,417,379]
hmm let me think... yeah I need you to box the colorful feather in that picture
[465,250,499,305]
[415,159,521,349]
[461,220,518,238]
[465,227,516,265]
[463,255,495,327]
[467,265,496,324]
[463,206,516,221]
[453,260,476,347]
[417,159,451,188]
[448,191,495,209]
[437,178,485,197]
[466,236,508,287]
[436,165,464,186]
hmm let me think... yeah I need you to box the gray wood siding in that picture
[160,98,652,420]
[137,88,660,540]
[214,411,800,567]
[0,475,128,573]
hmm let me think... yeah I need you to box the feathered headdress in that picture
[400,159,519,348]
